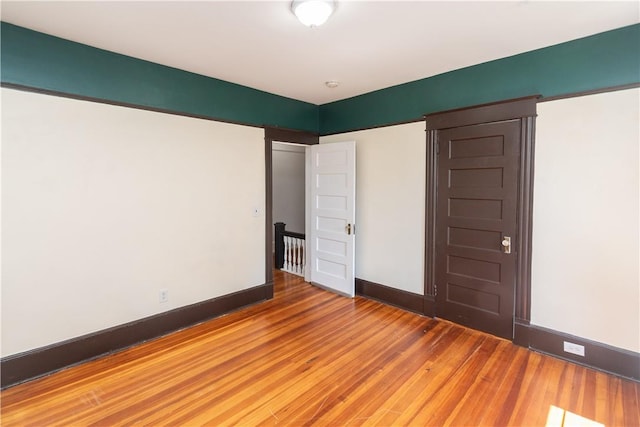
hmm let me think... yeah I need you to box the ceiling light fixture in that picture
[325,80,340,88]
[291,0,335,27]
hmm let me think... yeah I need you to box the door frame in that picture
[264,127,319,297]
[423,96,538,342]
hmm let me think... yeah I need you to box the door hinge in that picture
[434,283,437,297]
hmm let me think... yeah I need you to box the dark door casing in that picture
[424,96,537,342]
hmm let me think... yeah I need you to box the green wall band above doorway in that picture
[319,24,640,135]
[2,22,638,136]
[0,22,319,133]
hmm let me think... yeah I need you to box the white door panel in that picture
[306,141,356,297]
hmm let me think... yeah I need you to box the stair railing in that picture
[274,222,305,277]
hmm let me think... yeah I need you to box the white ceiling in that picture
[2,1,638,105]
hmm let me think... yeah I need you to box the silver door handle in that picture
[502,236,511,254]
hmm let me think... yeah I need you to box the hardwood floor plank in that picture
[2,272,638,426]
[621,379,640,427]
[444,339,516,426]
[474,344,529,426]
[509,354,548,425]
[582,368,598,421]
[534,357,571,425]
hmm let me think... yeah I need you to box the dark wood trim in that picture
[515,116,536,322]
[274,222,285,270]
[423,96,538,338]
[539,83,640,103]
[423,295,435,318]
[356,278,424,315]
[265,126,319,145]
[318,117,425,137]
[1,83,266,130]
[513,318,531,348]
[0,283,271,389]
[425,96,540,130]
[265,137,275,292]
[515,323,640,382]
[424,127,437,304]
[318,84,636,137]
[264,126,319,291]
[283,230,306,240]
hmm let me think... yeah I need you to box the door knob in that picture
[345,224,354,235]
[502,236,511,254]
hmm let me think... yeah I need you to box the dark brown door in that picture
[435,119,521,339]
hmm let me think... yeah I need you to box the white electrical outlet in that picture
[159,289,169,303]
[563,341,585,357]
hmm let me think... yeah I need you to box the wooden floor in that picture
[2,271,639,426]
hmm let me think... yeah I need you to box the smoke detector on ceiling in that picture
[325,80,340,88]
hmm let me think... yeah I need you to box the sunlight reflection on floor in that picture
[546,405,604,427]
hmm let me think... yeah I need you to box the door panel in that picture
[449,198,503,220]
[308,141,356,297]
[435,120,520,339]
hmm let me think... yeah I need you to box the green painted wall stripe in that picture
[319,24,640,135]
[0,22,319,133]
[3,22,638,136]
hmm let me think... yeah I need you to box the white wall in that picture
[272,143,305,235]
[532,88,639,352]
[6,86,635,359]
[321,122,426,295]
[1,88,265,357]
[320,92,639,353]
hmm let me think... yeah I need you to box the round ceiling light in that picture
[325,80,340,88]
[291,0,335,27]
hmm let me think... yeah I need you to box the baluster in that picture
[283,236,290,272]
[290,236,295,273]
[288,236,293,273]
[298,238,303,275]
[300,238,305,275]
[294,238,301,275]
[289,236,294,272]
[281,234,306,277]
[291,237,298,274]
[291,238,297,274]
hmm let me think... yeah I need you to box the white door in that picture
[306,141,356,297]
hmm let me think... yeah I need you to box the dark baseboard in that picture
[355,281,637,381]
[1,283,273,389]
[423,295,435,318]
[514,323,639,382]
[513,318,531,347]
[356,278,424,315]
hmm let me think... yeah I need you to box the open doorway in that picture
[272,142,305,236]
[263,127,318,296]
[264,128,356,299]
[272,141,306,276]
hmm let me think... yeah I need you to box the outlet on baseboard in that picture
[159,289,169,303]
[563,341,585,357]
